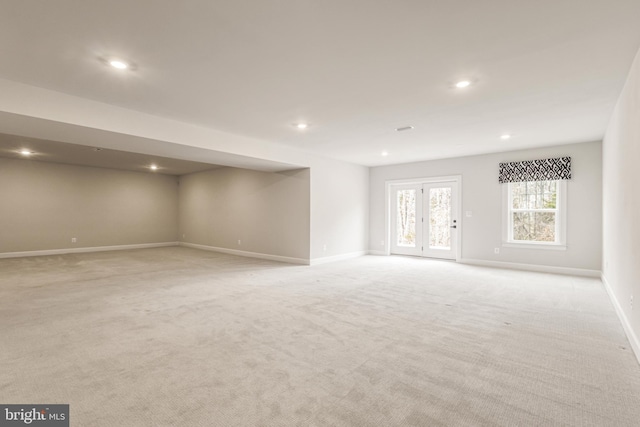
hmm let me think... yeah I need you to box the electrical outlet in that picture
[380,240,385,246]
[237,239,241,246]
[631,295,634,310]
[71,237,77,243]
[494,247,500,254]
[323,244,327,252]
[466,211,473,217]
[182,234,186,239]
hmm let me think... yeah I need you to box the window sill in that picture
[502,242,567,251]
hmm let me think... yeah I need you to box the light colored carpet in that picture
[1,247,639,426]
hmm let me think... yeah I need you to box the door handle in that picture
[450,225,457,229]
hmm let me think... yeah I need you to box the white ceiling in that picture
[1,0,639,167]
[0,132,220,175]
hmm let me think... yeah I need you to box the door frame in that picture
[385,175,462,261]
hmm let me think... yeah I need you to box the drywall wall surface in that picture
[309,157,369,260]
[178,167,310,260]
[370,141,602,270]
[603,47,640,354]
[0,158,178,253]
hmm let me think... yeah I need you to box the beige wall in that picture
[602,48,640,359]
[370,141,602,271]
[0,156,366,264]
[178,167,310,260]
[0,158,179,253]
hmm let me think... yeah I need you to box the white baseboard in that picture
[0,242,179,259]
[601,274,640,365]
[309,251,367,266]
[459,258,600,277]
[180,242,309,265]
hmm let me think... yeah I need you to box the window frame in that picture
[502,179,567,250]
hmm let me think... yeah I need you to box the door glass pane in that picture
[396,189,416,247]
[429,187,451,249]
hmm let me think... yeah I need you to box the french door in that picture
[390,180,459,260]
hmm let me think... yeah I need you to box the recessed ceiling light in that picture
[294,123,309,130]
[455,80,471,89]
[500,134,512,140]
[381,151,389,156]
[150,165,158,171]
[109,59,129,70]
[99,56,137,71]
[395,126,414,132]
[19,149,33,156]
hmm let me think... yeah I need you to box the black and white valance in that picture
[498,157,571,183]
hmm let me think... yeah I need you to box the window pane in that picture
[512,212,556,242]
[511,180,557,210]
[429,187,451,249]
[396,189,416,246]
[526,182,537,209]
[512,182,523,209]
[543,181,557,208]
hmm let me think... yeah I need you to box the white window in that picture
[503,180,566,248]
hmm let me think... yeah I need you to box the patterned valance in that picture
[499,157,571,183]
